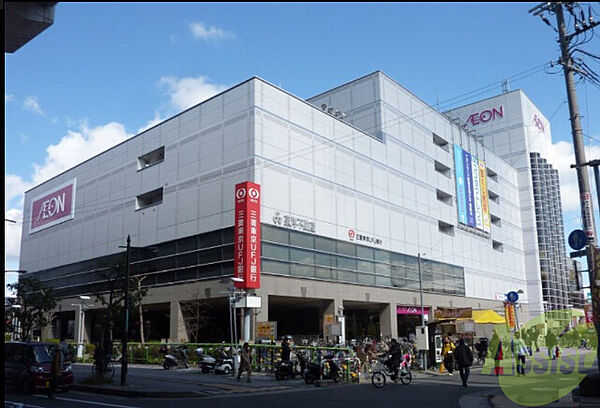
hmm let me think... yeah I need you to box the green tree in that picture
[7,276,57,342]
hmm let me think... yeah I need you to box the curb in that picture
[72,384,205,398]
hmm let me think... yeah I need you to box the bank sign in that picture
[453,145,490,233]
[234,181,261,289]
[29,179,76,234]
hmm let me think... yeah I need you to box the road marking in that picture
[6,401,47,408]
[33,395,143,408]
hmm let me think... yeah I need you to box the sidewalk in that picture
[71,363,322,398]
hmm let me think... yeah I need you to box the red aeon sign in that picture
[30,179,76,234]
[234,181,261,289]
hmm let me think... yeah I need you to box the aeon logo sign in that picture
[30,179,76,234]
[465,106,504,126]
[533,114,545,133]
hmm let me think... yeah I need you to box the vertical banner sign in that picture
[581,193,595,239]
[471,155,483,230]
[479,160,491,233]
[593,247,600,325]
[504,302,516,330]
[234,182,261,289]
[463,150,476,228]
[454,145,467,225]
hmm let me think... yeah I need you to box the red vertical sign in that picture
[234,182,261,289]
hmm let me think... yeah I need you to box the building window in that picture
[492,240,504,252]
[434,160,451,177]
[432,133,449,151]
[491,214,502,227]
[438,221,455,236]
[137,146,165,171]
[136,188,163,210]
[487,167,498,182]
[436,189,453,206]
[488,190,500,204]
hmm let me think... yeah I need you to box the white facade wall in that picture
[20,81,257,272]
[446,90,555,318]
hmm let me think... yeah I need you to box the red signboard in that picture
[504,302,516,330]
[234,182,261,289]
[29,179,76,234]
[397,306,430,316]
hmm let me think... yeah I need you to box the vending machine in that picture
[434,334,443,365]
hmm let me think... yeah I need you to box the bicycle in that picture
[92,358,115,379]
[371,355,412,388]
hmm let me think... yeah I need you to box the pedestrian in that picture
[454,338,473,387]
[281,337,291,362]
[48,347,62,399]
[237,342,252,383]
[546,330,556,360]
[442,336,456,376]
[532,326,540,352]
[514,332,527,376]
[490,331,503,376]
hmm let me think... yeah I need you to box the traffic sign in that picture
[568,229,588,251]
[506,291,519,303]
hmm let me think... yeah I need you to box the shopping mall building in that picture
[19,71,575,345]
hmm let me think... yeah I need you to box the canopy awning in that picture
[456,309,505,324]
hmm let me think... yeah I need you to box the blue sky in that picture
[5,3,600,295]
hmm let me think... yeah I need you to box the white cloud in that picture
[159,76,228,111]
[546,140,600,212]
[137,112,165,134]
[5,93,15,102]
[23,95,45,116]
[5,208,23,265]
[189,22,234,41]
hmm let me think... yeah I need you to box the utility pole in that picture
[121,235,131,386]
[530,2,600,375]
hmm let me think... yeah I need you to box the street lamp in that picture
[418,253,428,372]
[70,295,93,358]
[220,277,244,377]
[117,235,158,386]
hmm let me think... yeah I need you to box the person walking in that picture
[490,331,503,376]
[47,347,62,399]
[237,342,252,383]
[514,332,527,376]
[442,336,456,376]
[546,330,556,360]
[281,337,291,362]
[454,338,473,387]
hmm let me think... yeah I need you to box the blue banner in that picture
[463,150,476,228]
[454,145,467,225]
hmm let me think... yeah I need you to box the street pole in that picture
[418,253,427,371]
[121,235,131,386]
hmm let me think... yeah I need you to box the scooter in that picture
[195,347,217,373]
[160,345,189,369]
[304,352,340,384]
[213,349,234,375]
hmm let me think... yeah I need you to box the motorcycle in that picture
[195,347,217,373]
[304,352,340,385]
[160,344,189,370]
[213,349,234,375]
[275,359,299,381]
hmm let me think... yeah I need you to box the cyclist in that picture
[384,338,403,381]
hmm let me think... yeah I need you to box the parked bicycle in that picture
[371,353,412,388]
[92,357,115,379]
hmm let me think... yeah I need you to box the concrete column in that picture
[169,300,188,343]
[323,298,343,342]
[379,303,397,340]
[254,293,268,322]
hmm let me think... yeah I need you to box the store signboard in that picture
[234,181,261,289]
[463,150,476,228]
[397,306,430,316]
[30,179,76,234]
[454,145,467,225]
[257,321,277,340]
[471,154,483,230]
[434,307,472,320]
[504,302,516,329]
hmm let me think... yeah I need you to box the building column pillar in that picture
[169,300,188,343]
[379,303,397,340]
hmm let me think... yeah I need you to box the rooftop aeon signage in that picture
[465,106,503,126]
[29,179,76,234]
